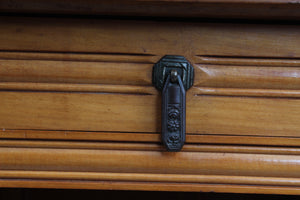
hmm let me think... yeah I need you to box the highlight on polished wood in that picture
[2,140,300,194]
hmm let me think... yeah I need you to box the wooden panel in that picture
[0,59,153,85]
[1,0,300,20]
[0,19,300,141]
[0,17,300,58]
[0,92,161,133]
[195,65,300,90]
[1,91,300,137]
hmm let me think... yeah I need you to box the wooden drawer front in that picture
[0,17,300,144]
[1,16,300,194]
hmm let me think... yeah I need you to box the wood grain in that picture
[0,91,161,132]
[1,92,300,137]
[0,59,153,85]
[3,170,300,187]
[0,17,300,58]
[194,65,300,90]
[1,18,300,143]
[1,6,300,195]
[194,88,300,98]
[2,147,300,177]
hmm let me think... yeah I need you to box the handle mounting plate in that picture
[152,55,194,91]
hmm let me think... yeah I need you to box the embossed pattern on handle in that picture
[162,73,186,152]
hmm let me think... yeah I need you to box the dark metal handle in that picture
[152,55,194,152]
[162,70,186,151]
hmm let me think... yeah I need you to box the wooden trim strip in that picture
[2,179,300,195]
[1,147,300,178]
[196,56,300,66]
[0,82,157,95]
[1,140,300,155]
[3,51,300,67]
[194,64,300,90]
[0,130,161,142]
[2,130,300,147]
[2,170,300,187]
[3,83,300,98]
[0,59,153,85]
[194,87,300,98]
[3,57,300,92]
[0,52,158,63]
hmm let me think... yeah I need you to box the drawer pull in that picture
[153,55,194,152]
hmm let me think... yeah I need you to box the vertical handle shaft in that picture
[162,70,186,152]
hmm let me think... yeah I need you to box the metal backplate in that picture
[152,55,194,91]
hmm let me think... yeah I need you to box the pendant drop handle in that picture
[152,55,194,152]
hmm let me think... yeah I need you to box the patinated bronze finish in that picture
[152,55,194,152]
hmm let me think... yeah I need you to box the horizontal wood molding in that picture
[0,82,157,95]
[4,83,300,98]
[0,59,153,85]
[2,53,300,94]
[2,140,300,194]
[0,0,300,20]
[2,140,300,155]
[1,147,300,177]
[194,88,300,98]
[3,170,300,186]
[3,179,300,195]
[196,55,300,66]
[2,145,300,195]
[2,130,300,147]
[194,64,300,90]
[0,52,158,63]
